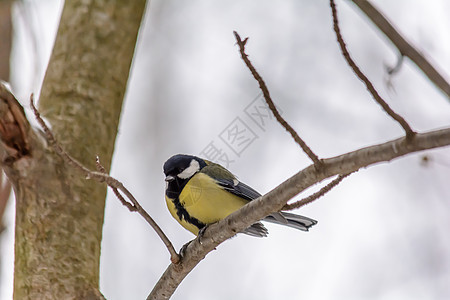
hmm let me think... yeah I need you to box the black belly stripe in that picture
[172,196,205,230]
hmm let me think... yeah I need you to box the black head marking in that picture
[163,154,207,198]
[163,154,206,177]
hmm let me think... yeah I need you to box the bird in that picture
[163,154,317,237]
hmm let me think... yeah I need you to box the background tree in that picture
[0,0,13,290]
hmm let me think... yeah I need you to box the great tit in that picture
[163,154,317,237]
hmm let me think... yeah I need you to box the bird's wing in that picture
[201,164,261,201]
[201,163,288,224]
[218,179,261,202]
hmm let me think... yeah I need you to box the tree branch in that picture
[30,96,180,264]
[95,157,137,212]
[233,31,322,166]
[349,0,450,99]
[329,0,416,139]
[148,127,450,299]
[283,173,352,210]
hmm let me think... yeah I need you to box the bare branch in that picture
[148,127,450,299]
[329,0,416,140]
[350,0,450,99]
[233,31,322,166]
[30,96,180,264]
[96,156,137,212]
[283,173,352,210]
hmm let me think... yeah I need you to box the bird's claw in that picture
[179,225,210,257]
[197,225,209,245]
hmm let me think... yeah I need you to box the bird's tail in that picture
[264,211,317,231]
[241,212,317,237]
[242,222,268,237]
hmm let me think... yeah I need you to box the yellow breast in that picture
[166,172,249,235]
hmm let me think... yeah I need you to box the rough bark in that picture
[0,0,146,299]
[0,0,13,231]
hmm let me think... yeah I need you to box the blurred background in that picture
[1,0,450,299]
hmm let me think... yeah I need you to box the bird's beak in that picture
[165,175,175,182]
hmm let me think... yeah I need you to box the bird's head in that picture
[163,154,207,196]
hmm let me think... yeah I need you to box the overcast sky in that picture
[2,0,450,299]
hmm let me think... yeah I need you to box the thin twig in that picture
[233,31,322,166]
[283,173,351,210]
[329,0,416,140]
[95,156,137,212]
[30,95,180,264]
[350,0,450,100]
[30,94,91,174]
[95,157,107,173]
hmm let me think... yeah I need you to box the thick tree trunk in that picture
[0,0,12,82]
[0,1,146,299]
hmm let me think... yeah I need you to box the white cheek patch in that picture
[177,159,200,179]
[233,179,239,186]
